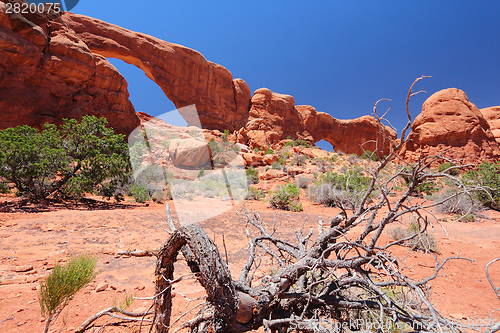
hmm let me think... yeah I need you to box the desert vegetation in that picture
[1,4,500,332]
[269,183,303,212]
[0,116,131,202]
[39,255,97,333]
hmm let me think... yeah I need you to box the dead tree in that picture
[153,77,497,333]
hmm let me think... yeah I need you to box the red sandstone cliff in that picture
[0,1,139,135]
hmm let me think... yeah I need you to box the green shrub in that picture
[399,166,413,185]
[437,162,460,176]
[283,139,311,148]
[0,116,130,202]
[39,255,96,333]
[269,183,302,211]
[129,184,150,203]
[277,156,287,164]
[457,213,475,222]
[246,186,265,200]
[246,166,260,184]
[360,150,379,161]
[433,188,483,216]
[414,182,441,196]
[159,139,171,149]
[264,148,274,155]
[197,168,205,179]
[321,169,371,193]
[389,222,438,253]
[151,191,167,204]
[307,169,371,209]
[291,154,309,166]
[347,154,360,165]
[400,166,440,196]
[463,162,500,210]
[189,130,202,138]
[271,161,284,170]
[294,139,310,147]
[208,138,223,155]
[127,162,170,203]
[0,181,10,194]
[222,129,230,142]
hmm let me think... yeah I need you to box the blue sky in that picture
[73,1,500,150]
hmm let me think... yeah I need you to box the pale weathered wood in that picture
[154,224,238,333]
[235,291,257,324]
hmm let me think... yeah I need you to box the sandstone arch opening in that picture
[315,139,335,152]
[107,59,188,127]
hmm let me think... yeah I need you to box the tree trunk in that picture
[154,224,240,333]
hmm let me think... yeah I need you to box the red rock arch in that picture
[62,13,252,132]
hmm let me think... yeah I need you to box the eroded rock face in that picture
[401,88,500,164]
[0,2,139,134]
[480,106,500,144]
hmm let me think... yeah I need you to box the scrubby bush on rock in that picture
[245,186,265,200]
[295,174,313,189]
[291,154,309,166]
[437,162,460,176]
[399,166,441,197]
[360,150,379,161]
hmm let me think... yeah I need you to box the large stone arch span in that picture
[60,13,395,156]
[61,13,252,131]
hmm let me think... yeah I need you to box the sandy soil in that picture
[0,193,499,332]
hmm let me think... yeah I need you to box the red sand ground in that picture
[0,194,499,332]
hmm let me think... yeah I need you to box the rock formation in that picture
[296,105,397,157]
[61,12,251,132]
[401,88,500,164]
[0,1,139,135]
[480,106,500,144]
[14,4,500,162]
[61,13,396,156]
[0,4,396,157]
[233,88,396,156]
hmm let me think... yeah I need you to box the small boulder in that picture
[171,138,211,168]
[95,283,108,292]
[260,169,286,180]
[262,154,278,165]
[242,153,263,167]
